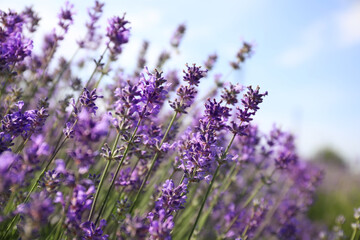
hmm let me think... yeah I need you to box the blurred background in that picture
[2,0,360,234]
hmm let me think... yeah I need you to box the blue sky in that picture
[2,0,360,164]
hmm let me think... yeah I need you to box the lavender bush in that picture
[0,2,357,240]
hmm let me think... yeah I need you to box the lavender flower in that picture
[80,219,109,240]
[204,53,218,70]
[24,134,50,165]
[0,132,13,153]
[58,1,75,33]
[228,86,267,136]
[0,10,33,70]
[58,184,95,234]
[21,6,41,33]
[120,215,149,239]
[221,83,244,106]
[63,122,75,138]
[41,170,62,194]
[0,3,333,240]
[170,23,186,48]
[155,179,188,215]
[69,145,98,174]
[177,99,231,182]
[0,10,24,34]
[79,88,103,115]
[106,14,130,59]
[168,64,206,114]
[16,192,54,239]
[148,209,174,240]
[78,1,104,49]
[230,41,253,69]
[183,64,207,86]
[136,40,149,71]
[1,101,46,139]
[156,50,170,69]
[0,151,23,194]
[0,32,33,68]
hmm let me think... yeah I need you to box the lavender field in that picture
[0,1,359,239]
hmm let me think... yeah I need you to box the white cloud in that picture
[335,1,360,46]
[277,21,326,67]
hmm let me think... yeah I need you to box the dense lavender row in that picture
[0,1,358,240]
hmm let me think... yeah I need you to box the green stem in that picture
[252,181,291,239]
[88,132,121,221]
[47,47,80,99]
[3,119,78,239]
[94,118,142,225]
[14,135,31,154]
[198,163,239,231]
[222,168,276,238]
[0,65,16,101]
[88,160,112,221]
[187,133,236,240]
[129,111,178,214]
[94,56,111,89]
[85,47,108,89]
[350,220,359,240]
[187,165,220,240]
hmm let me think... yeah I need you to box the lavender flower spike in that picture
[106,14,130,59]
[79,88,103,115]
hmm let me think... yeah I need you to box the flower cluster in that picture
[106,14,130,59]
[0,2,341,240]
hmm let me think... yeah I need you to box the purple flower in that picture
[155,179,188,215]
[24,134,50,165]
[16,192,54,238]
[156,50,170,69]
[63,184,95,233]
[41,170,62,194]
[165,70,180,91]
[0,151,23,193]
[177,129,216,182]
[79,88,103,115]
[25,107,49,134]
[236,124,260,164]
[169,64,206,114]
[228,86,267,136]
[183,63,207,86]
[121,214,149,239]
[148,209,174,240]
[0,132,14,153]
[41,32,58,57]
[136,40,149,71]
[169,85,197,114]
[203,99,231,131]
[0,10,24,34]
[58,1,75,33]
[230,41,253,69]
[69,145,98,174]
[1,101,28,138]
[138,68,168,110]
[62,122,74,139]
[74,109,109,142]
[204,53,218,70]
[221,83,244,106]
[106,14,130,58]
[113,80,142,135]
[80,219,109,240]
[78,1,104,49]
[241,85,268,112]
[21,6,41,33]
[1,101,48,141]
[0,32,33,67]
[170,23,186,48]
